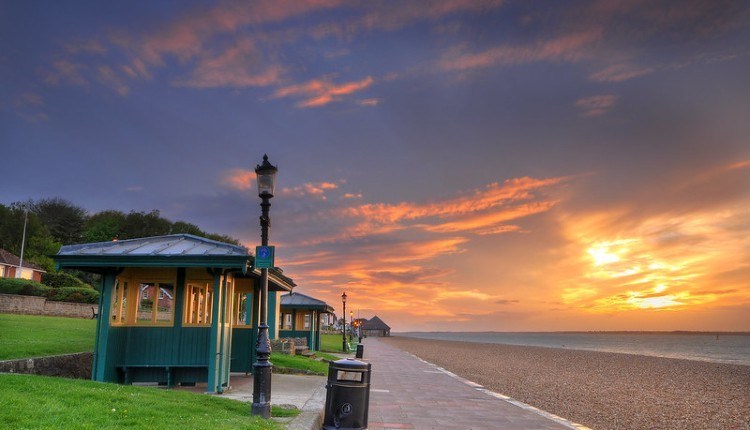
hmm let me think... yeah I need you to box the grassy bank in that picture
[0,373,290,429]
[271,352,328,375]
[320,333,353,353]
[0,313,96,360]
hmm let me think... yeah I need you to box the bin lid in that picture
[332,357,370,370]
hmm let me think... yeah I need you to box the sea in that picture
[396,331,750,366]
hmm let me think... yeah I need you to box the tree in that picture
[171,221,203,236]
[205,233,242,245]
[83,210,126,242]
[0,203,60,271]
[27,198,87,244]
[119,210,172,239]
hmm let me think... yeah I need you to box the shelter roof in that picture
[361,315,391,330]
[53,234,295,291]
[57,234,248,257]
[280,292,334,313]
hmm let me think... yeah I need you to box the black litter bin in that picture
[323,358,371,429]
[355,344,364,359]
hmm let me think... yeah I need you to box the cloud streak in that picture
[575,95,617,117]
[275,175,567,325]
[438,29,602,72]
[272,76,374,108]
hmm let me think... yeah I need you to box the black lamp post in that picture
[341,291,347,352]
[349,310,354,343]
[251,154,277,418]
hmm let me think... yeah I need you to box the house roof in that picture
[361,315,391,330]
[280,292,334,313]
[53,234,295,291]
[0,248,46,272]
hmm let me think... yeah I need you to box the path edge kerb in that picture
[285,383,326,430]
[407,353,593,430]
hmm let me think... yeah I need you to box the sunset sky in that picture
[2,0,749,331]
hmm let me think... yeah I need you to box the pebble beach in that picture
[383,336,750,430]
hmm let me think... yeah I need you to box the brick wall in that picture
[0,293,98,319]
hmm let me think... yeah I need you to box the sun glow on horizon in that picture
[561,204,750,315]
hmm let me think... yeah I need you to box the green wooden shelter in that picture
[278,292,334,351]
[53,234,295,393]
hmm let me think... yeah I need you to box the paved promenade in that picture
[365,337,578,430]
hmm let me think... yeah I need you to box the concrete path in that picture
[364,337,577,430]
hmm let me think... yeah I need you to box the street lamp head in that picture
[255,154,278,198]
[341,291,347,303]
[350,310,353,318]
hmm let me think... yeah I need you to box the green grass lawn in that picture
[0,373,293,429]
[0,313,96,360]
[320,333,354,353]
[270,352,329,375]
[315,351,342,362]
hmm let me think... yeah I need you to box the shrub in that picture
[48,287,99,304]
[0,278,98,304]
[0,278,52,297]
[41,271,93,290]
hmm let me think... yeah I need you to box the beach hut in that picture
[53,234,295,393]
[361,315,391,337]
[278,292,334,351]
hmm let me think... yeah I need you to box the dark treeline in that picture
[0,197,241,273]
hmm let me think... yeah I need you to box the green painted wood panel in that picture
[268,291,277,339]
[230,329,254,372]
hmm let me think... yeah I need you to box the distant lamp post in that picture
[341,291,347,352]
[251,154,278,418]
[349,310,354,343]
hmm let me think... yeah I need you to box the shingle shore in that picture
[382,336,750,430]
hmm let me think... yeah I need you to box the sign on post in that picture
[255,246,275,269]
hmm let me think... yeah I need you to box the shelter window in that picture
[283,313,292,330]
[233,292,252,327]
[136,282,174,325]
[304,314,311,329]
[184,282,212,326]
[111,279,128,325]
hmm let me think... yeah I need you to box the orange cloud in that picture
[344,176,564,226]
[272,76,374,108]
[272,176,568,326]
[425,201,557,233]
[282,182,339,199]
[221,169,255,191]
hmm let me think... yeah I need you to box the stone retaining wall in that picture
[270,337,309,355]
[0,293,98,318]
[0,352,93,379]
